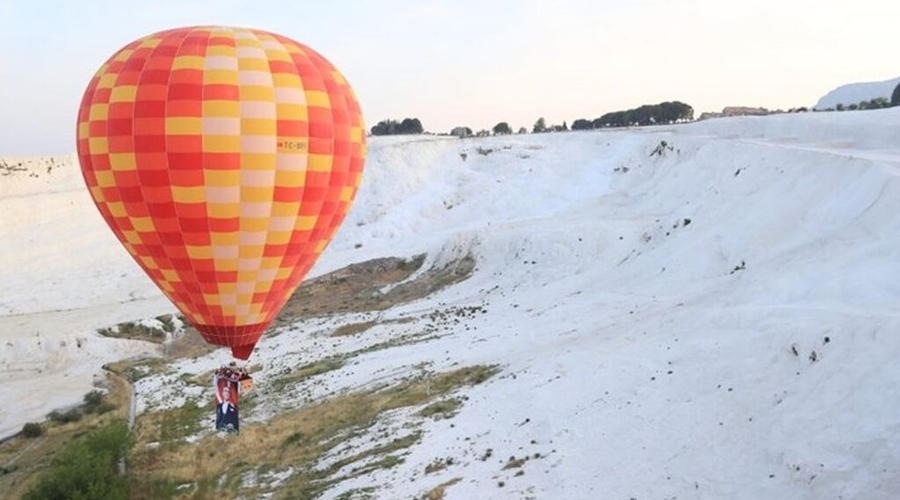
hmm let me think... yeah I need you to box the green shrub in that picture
[22,421,129,500]
[48,408,83,424]
[84,390,103,408]
[21,422,42,438]
[83,390,114,415]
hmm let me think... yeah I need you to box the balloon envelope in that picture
[76,26,366,359]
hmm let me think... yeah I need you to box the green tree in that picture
[370,119,399,135]
[893,82,900,106]
[532,117,547,133]
[870,97,890,109]
[571,119,593,131]
[492,122,512,135]
[398,118,424,134]
[592,101,693,128]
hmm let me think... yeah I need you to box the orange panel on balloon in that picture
[77,26,366,360]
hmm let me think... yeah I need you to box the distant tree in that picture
[532,117,547,133]
[848,103,859,111]
[492,122,512,135]
[398,118,424,134]
[571,119,593,131]
[893,82,900,106]
[517,127,528,134]
[475,129,491,137]
[371,118,424,136]
[370,119,398,136]
[591,101,693,129]
[870,97,890,109]
[451,126,473,138]
[835,103,845,111]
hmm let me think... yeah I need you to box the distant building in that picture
[699,106,770,120]
[722,106,769,117]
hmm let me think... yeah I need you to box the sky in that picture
[1,0,898,155]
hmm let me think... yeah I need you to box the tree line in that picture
[828,97,892,112]
[371,85,899,138]
[576,101,694,129]
[822,81,900,112]
[369,100,696,137]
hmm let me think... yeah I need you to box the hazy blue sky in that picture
[1,0,897,155]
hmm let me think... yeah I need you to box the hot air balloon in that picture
[76,26,366,360]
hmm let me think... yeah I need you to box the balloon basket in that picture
[216,363,253,394]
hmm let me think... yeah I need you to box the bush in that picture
[865,97,890,109]
[84,390,104,408]
[83,390,114,415]
[22,422,42,438]
[156,314,176,333]
[48,408,83,424]
[22,421,129,500]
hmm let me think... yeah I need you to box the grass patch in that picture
[269,357,346,393]
[424,457,454,474]
[503,457,528,470]
[353,331,441,356]
[20,421,130,500]
[329,432,421,480]
[423,477,462,500]
[419,399,462,420]
[129,365,499,500]
[335,487,377,500]
[165,325,219,359]
[98,321,167,343]
[332,321,377,337]
[104,356,168,383]
[0,373,131,499]
[134,400,205,447]
[276,254,475,323]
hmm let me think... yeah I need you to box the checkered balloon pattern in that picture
[77,26,366,359]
